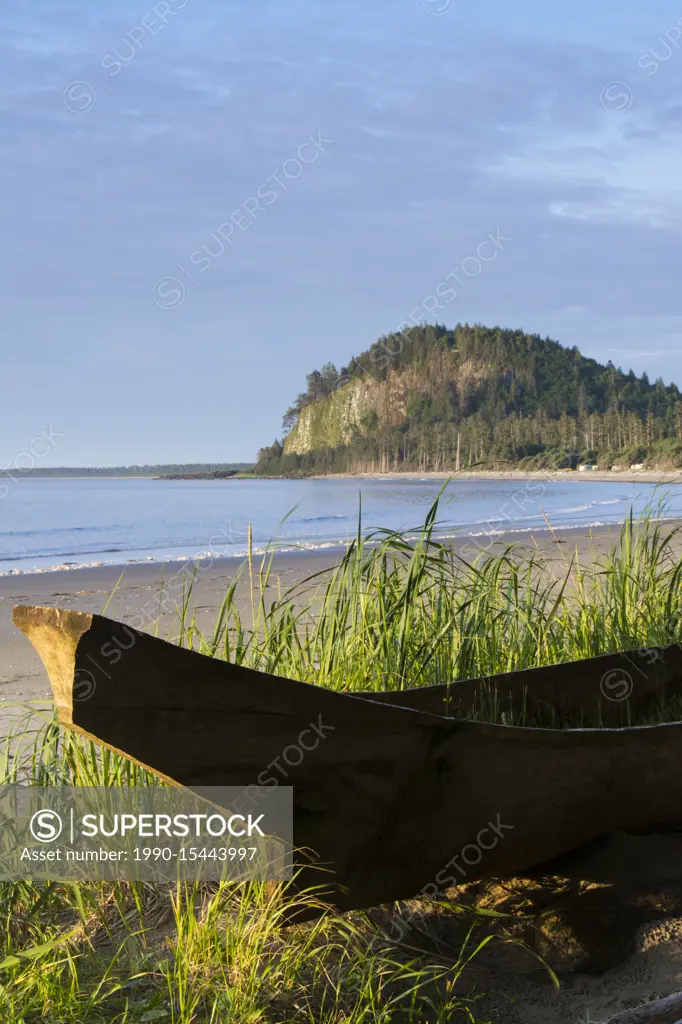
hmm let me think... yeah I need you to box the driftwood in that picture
[12,604,682,913]
[603,991,682,1023]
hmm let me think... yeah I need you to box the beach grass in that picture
[2,499,682,1021]
[182,495,682,705]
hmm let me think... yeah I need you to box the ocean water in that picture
[0,476,681,575]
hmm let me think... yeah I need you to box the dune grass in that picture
[180,496,682,698]
[2,499,682,1022]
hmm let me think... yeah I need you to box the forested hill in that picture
[256,324,682,474]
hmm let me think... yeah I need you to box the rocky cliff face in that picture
[284,371,410,455]
[283,351,496,456]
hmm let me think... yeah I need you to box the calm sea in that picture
[0,476,680,575]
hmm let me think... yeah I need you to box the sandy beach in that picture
[312,468,682,484]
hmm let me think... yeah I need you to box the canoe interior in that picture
[362,644,682,727]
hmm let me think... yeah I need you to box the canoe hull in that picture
[12,605,682,912]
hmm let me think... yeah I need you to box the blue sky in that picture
[2,0,682,466]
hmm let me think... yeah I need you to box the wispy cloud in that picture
[1,0,681,462]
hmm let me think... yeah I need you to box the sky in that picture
[2,0,682,466]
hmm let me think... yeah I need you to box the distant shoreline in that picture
[16,468,682,485]
[5,463,255,480]
[152,468,682,485]
[307,469,682,485]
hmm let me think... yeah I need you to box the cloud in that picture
[1,0,681,461]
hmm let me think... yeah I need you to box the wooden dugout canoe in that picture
[12,604,682,912]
